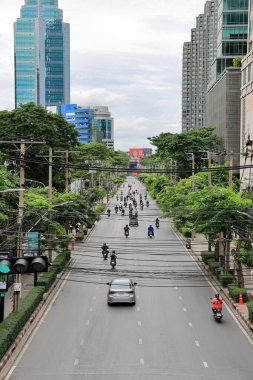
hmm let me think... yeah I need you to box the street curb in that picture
[0,222,97,376]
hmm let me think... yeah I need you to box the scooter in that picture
[148,231,154,238]
[107,210,111,217]
[102,249,108,260]
[213,308,223,322]
[125,230,129,238]
[155,220,159,228]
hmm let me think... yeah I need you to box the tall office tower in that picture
[211,0,248,83]
[182,1,217,132]
[240,0,253,189]
[14,0,70,108]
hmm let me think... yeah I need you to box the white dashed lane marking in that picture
[89,307,93,312]
[86,320,90,326]
[74,359,79,366]
[140,358,145,365]
[137,307,141,312]
[93,296,96,300]
[138,321,142,327]
[188,322,193,328]
[183,307,187,312]
[195,340,200,347]
[139,338,143,345]
[80,339,84,346]
[178,296,182,301]
[203,362,208,368]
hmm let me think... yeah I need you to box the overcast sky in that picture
[0,0,206,151]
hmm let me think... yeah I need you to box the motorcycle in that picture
[148,231,154,238]
[110,257,117,269]
[121,209,125,216]
[107,210,111,217]
[146,201,149,208]
[155,220,159,228]
[125,229,129,238]
[115,207,118,214]
[102,249,108,260]
[186,239,191,249]
[213,309,223,322]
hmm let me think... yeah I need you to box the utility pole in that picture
[0,140,45,312]
[208,152,212,186]
[228,155,233,186]
[186,153,195,191]
[65,151,69,193]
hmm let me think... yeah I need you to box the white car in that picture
[107,278,137,305]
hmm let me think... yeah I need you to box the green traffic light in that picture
[0,264,10,274]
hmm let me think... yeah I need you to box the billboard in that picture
[129,148,144,159]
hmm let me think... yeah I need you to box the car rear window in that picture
[111,284,132,291]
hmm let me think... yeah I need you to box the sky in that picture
[0,0,206,151]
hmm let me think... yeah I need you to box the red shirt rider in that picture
[212,294,223,311]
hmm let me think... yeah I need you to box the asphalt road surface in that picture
[4,178,253,380]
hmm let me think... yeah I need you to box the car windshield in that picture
[110,284,132,291]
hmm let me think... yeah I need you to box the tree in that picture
[148,128,221,178]
[0,103,80,190]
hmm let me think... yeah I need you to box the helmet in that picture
[112,250,116,254]
[215,293,220,298]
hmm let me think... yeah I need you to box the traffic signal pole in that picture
[14,143,25,313]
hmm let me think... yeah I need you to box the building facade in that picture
[60,104,96,144]
[59,104,114,148]
[206,67,241,165]
[210,0,248,83]
[240,0,253,189]
[182,1,217,131]
[14,0,70,108]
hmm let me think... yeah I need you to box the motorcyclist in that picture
[212,293,223,314]
[115,205,118,213]
[101,243,109,258]
[155,218,160,227]
[107,208,111,216]
[110,250,117,264]
[148,225,154,236]
[146,200,149,207]
[124,225,130,233]
[121,208,125,216]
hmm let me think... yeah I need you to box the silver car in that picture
[107,278,137,305]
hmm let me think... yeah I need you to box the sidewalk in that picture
[189,233,253,330]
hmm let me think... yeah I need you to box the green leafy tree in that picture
[148,127,221,178]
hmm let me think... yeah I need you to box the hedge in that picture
[228,284,247,302]
[201,251,216,264]
[219,273,234,286]
[0,286,44,361]
[247,301,253,323]
[215,267,221,278]
[37,250,70,292]
[208,260,220,275]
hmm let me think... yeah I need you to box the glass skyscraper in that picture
[14,0,70,108]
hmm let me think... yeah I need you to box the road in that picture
[4,178,253,379]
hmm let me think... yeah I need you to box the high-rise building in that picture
[182,1,217,132]
[14,0,70,108]
[85,106,114,149]
[240,0,253,189]
[210,0,248,83]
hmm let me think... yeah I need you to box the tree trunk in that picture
[234,240,244,288]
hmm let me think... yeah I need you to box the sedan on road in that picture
[107,278,137,305]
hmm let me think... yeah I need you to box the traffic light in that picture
[0,256,50,275]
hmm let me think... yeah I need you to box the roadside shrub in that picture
[247,301,253,323]
[219,273,234,286]
[215,267,221,278]
[201,251,216,264]
[75,231,85,241]
[0,286,44,361]
[228,284,247,302]
[208,260,220,275]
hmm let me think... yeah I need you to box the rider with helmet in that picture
[212,293,223,314]
[148,225,154,236]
